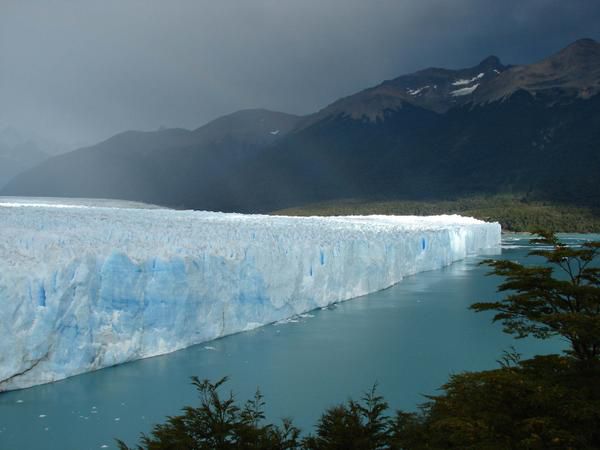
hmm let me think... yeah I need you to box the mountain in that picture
[474,38,600,104]
[2,109,301,209]
[3,39,600,211]
[304,38,599,123]
[306,54,507,122]
[0,127,49,188]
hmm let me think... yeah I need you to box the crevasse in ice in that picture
[0,200,500,390]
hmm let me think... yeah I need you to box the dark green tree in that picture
[302,384,390,450]
[389,354,600,449]
[116,376,300,450]
[471,231,600,366]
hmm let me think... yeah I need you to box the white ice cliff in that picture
[0,200,500,390]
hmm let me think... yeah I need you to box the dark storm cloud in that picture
[1,0,599,147]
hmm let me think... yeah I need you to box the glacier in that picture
[0,199,500,391]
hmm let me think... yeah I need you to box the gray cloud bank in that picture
[1,0,599,147]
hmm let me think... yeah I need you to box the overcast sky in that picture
[1,0,599,148]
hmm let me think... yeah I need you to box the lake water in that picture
[1,233,594,450]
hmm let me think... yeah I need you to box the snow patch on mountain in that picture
[406,86,430,96]
[452,73,484,86]
[450,83,480,96]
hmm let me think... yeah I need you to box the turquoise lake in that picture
[1,234,594,450]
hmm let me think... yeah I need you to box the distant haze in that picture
[1,0,599,147]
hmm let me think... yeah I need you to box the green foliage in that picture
[472,231,600,365]
[273,195,600,233]
[116,376,300,450]
[394,355,600,449]
[120,360,600,449]
[303,384,391,450]
[118,381,394,450]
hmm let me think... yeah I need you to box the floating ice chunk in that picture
[276,317,300,325]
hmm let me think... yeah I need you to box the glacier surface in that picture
[0,200,500,390]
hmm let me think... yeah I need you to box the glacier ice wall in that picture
[0,201,500,390]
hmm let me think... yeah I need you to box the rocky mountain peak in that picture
[562,37,599,51]
[549,38,600,68]
[476,55,503,70]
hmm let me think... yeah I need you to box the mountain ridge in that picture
[473,38,600,105]
[3,39,600,212]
